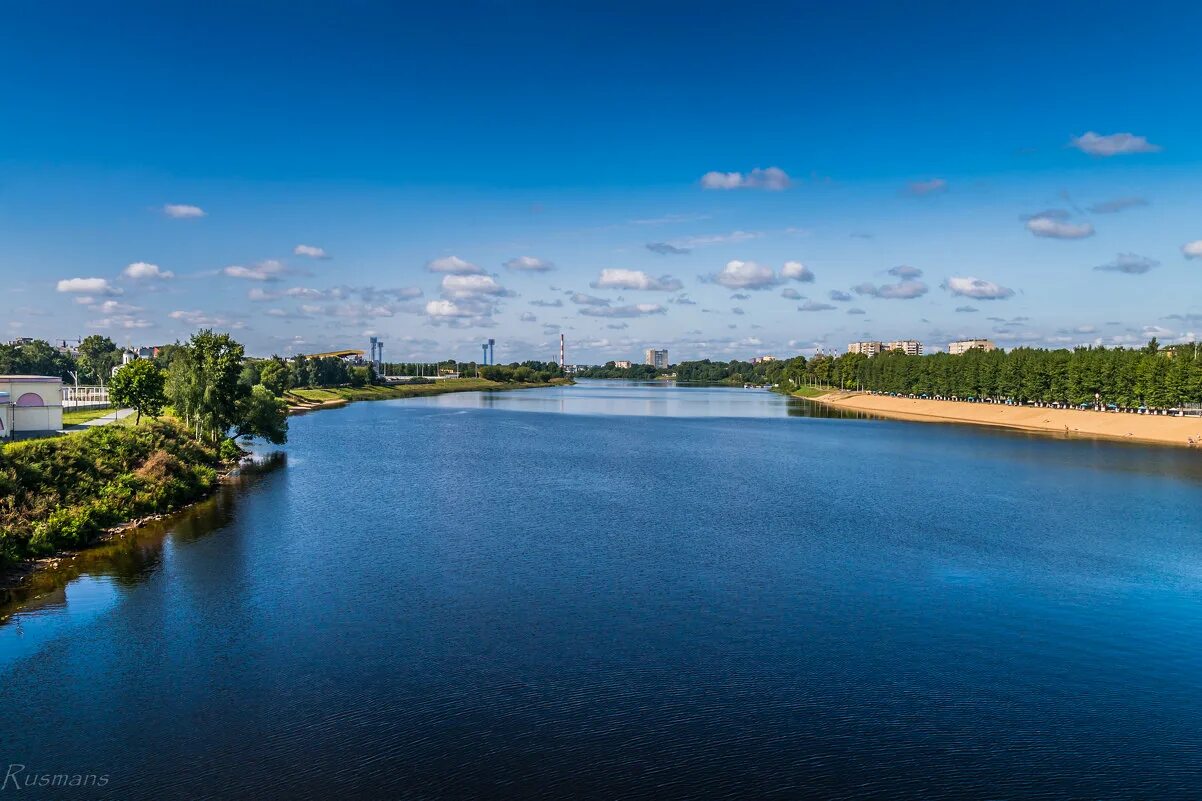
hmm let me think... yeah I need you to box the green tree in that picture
[108,358,167,424]
[259,359,289,396]
[166,329,249,444]
[78,335,120,385]
[235,385,289,444]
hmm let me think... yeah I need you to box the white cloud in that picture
[906,178,947,196]
[829,290,852,302]
[781,288,802,300]
[570,293,610,306]
[853,278,929,299]
[163,203,206,219]
[440,274,511,299]
[293,244,329,259]
[223,260,286,280]
[169,310,232,326]
[122,261,174,280]
[1093,253,1159,275]
[425,300,475,319]
[93,300,141,314]
[579,303,667,318]
[710,260,779,290]
[676,230,763,248]
[700,167,791,191]
[646,242,691,255]
[56,277,121,295]
[590,269,683,291]
[1070,131,1161,157]
[1025,215,1095,239]
[781,261,815,283]
[427,255,484,274]
[503,256,555,272]
[89,307,152,327]
[799,300,836,312]
[888,265,923,278]
[1182,240,1202,259]
[520,312,537,322]
[943,276,1016,299]
[530,298,564,307]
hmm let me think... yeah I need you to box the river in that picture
[4,380,1202,799]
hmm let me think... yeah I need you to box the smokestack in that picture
[559,333,565,369]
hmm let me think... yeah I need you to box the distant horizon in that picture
[3,2,1200,364]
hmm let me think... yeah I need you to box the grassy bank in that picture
[0,419,222,570]
[284,377,570,409]
[790,386,837,399]
[62,407,119,426]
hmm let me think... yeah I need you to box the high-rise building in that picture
[948,338,997,355]
[644,348,669,369]
[886,340,923,356]
[847,341,884,357]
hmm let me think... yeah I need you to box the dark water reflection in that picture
[4,383,1202,799]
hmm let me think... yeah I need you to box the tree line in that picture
[575,340,1202,410]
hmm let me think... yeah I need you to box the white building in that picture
[644,349,669,369]
[948,339,997,355]
[847,341,884,357]
[751,355,777,364]
[887,340,923,356]
[614,360,633,369]
[0,376,64,439]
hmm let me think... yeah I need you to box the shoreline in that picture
[284,377,571,414]
[2,380,569,591]
[809,391,1202,448]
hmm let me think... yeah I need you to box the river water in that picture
[4,381,1202,799]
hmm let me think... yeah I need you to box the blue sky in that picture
[2,1,1200,362]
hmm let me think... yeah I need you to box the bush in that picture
[0,419,221,568]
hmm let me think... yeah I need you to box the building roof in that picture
[0,375,63,382]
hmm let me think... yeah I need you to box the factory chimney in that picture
[559,333,565,369]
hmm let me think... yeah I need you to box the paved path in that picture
[65,408,136,431]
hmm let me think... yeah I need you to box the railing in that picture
[62,385,110,408]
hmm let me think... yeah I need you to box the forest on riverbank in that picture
[580,340,1202,410]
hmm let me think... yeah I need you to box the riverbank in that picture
[284,377,571,413]
[0,419,227,577]
[811,391,1202,448]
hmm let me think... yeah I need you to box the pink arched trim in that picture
[16,392,45,407]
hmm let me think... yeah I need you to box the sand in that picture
[814,392,1202,448]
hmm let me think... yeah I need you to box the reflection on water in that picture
[5,385,1202,798]
[0,452,285,672]
[411,379,871,420]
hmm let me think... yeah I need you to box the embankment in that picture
[284,377,571,413]
[0,420,223,571]
[812,391,1202,447]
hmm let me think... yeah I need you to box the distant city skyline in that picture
[2,2,1201,363]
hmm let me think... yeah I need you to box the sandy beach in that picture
[814,392,1202,448]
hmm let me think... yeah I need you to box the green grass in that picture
[790,385,838,398]
[0,419,221,569]
[62,407,118,425]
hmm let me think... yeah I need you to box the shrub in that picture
[0,419,221,569]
